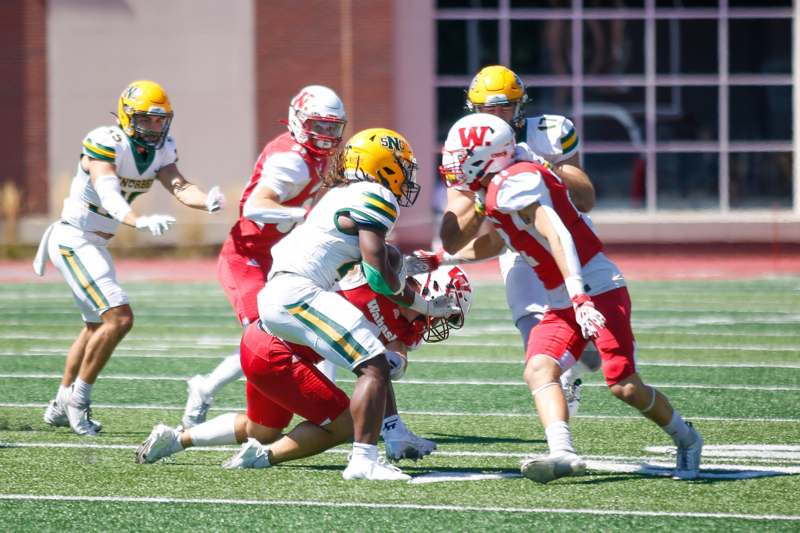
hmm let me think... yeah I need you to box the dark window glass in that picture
[583,19,645,75]
[584,0,644,7]
[437,20,499,75]
[729,19,790,74]
[438,0,499,8]
[583,87,645,143]
[730,152,792,209]
[657,153,719,209]
[437,87,469,142]
[656,0,717,6]
[729,85,791,141]
[729,0,790,6]
[656,19,717,74]
[511,0,570,7]
[511,20,573,75]
[525,86,574,117]
[656,86,718,141]
[585,153,646,210]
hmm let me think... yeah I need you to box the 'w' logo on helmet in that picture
[458,126,493,148]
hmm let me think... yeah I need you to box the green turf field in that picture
[1,278,799,532]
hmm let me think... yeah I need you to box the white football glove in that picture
[205,186,226,213]
[404,249,442,276]
[572,294,606,339]
[135,214,176,236]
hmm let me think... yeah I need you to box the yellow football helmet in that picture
[466,65,529,129]
[342,128,420,207]
[117,80,174,149]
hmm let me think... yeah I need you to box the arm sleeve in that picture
[93,174,132,221]
[526,114,580,164]
[254,151,311,202]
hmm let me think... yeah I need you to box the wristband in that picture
[564,275,586,300]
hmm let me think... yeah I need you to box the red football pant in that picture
[525,287,637,385]
[217,246,271,326]
[240,322,349,429]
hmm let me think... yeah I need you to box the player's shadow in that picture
[426,433,545,446]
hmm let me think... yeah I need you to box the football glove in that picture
[205,186,226,213]
[135,214,176,236]
[571,294,606,339]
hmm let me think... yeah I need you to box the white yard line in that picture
[0,402,797,423]
[3,351,800,369]
[1,372,798,391]
[0,494,797,521]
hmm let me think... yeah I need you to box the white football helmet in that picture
[413,265,473,343]
[439,113,516,189]
[287,85,347,156]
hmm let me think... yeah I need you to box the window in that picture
[435,0,794,213]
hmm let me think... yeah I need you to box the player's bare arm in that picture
[156,163,224,212]
[554,155,595,213]
[446,227,506,263]
[439,187,485,254]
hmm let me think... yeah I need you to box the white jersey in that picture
[269,180,399,290]
[518,114,580,165]
[61,125,178,234]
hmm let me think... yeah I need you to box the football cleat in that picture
[135,424,182,464]
[520,452,586,484]
[222,438,271,469]
[559,367,582,418]
[673,423,703,480]
[342,454,411,481]
[65,401,100,437]
[44,391,102,433]
[384,430,437,461]
[182,375,213,428]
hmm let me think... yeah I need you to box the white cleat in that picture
[520,452,586,484]
[44,391,102,433]
[182,375,212,428]
[135,424,182,464]
[673,423,703,480]
[342,454,411,481]
[65,401,100,436]
[384,430,437,461]
[560,367,583,418]
[222,438,271,469]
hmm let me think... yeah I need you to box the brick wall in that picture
[0,0,46,215]
[254,0,394,150]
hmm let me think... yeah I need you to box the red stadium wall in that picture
[254,0,394,151]
[0,0,47,215]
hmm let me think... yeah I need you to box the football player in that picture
[409,65,600,417]
[36,80,225,436]
[135,264,473,471]
[255,128,459,480]
[182,86,347,428]
[439,113,703,483]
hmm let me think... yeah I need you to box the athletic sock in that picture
[545,420,576,456]
[352,442,379,461]
[189,412,238,447]
[71,378,93,406]
[662,410,694,447]
[203,353,243,397]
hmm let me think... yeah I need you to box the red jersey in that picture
[227,132,327,263]
[484,161,603,290]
